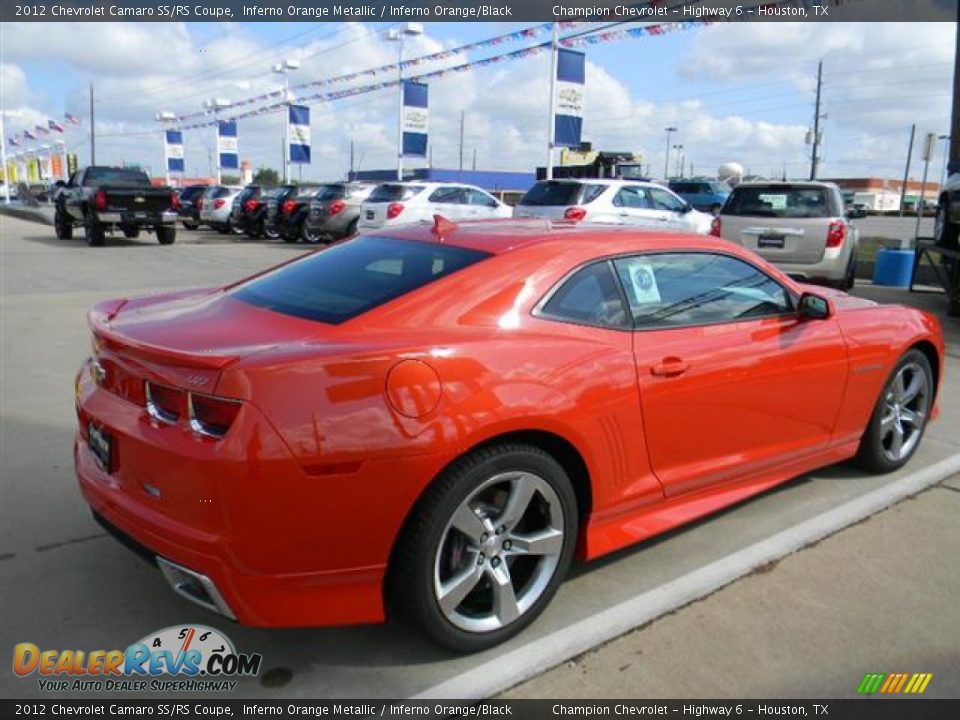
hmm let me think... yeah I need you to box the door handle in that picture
[650,357,689,377]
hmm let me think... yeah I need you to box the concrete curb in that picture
[413,452,960,700]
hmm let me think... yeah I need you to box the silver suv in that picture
[303,182,376,242]
[713,181,858,290]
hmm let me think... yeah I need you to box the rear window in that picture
[180,185,207,201]
[724,186,832,218]
[367,184,425,203]
[83,168,151,187]
[519,181,605,206]
[231,236,490,325]
[311,184,345,201]
[210,187,234,199]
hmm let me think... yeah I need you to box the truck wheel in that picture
[123,227,140,239]
[156,226,176,245]
[55,209,73,240]
[935,203,959,247]
[84,219,105,247]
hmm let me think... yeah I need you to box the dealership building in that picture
[824,177,942,212]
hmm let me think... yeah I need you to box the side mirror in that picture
[681,202,693,214]
[798,292,831,320]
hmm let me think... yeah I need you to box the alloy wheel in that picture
[433,471,564,633]
[879,361,930,462]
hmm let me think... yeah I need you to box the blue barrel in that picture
[873,248,915,287]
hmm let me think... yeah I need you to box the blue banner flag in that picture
[289,105,310,165]
[401,80,429,158]
[554,49,585,149]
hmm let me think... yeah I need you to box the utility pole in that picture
[663,126,677,180]
[472,147,477,171]
[899,123,916,217]
[89,82,96,164]
[914,132,936,241]
[809,60,823,180]
[459,109,465,173]
[349,140,354,178]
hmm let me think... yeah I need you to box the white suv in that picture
[358,182,512,230]
[513,179,714,234]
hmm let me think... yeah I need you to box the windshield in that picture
[83,168,151,187]
[519,181,605,206]
[231,236,490,325]
[724,186,832,218]
[367,184,425,203]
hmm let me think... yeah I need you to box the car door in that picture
[647,186,695,230]
[427,186,469,220]
[611,186,670,228]
[613,252,848,497]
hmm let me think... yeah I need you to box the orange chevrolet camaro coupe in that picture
[75,218,944,651]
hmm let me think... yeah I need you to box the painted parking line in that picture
[413,451,960,700]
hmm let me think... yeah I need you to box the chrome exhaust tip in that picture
[156,557,236,621]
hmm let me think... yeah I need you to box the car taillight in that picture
[710,217,722,237]
[188,393,242,438]
[244,199,259,214]
[329,199,345,216]
[93,190,108,212]
[387,202,405,219]
[282,199,297,215]
[214,198,226,210]
[196,198,203,210]
[564,207,586,221]
[171,193,180,211]
[826,220,846,248]
[145,382,182,424]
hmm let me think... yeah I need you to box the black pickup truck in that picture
[55,166,179,246]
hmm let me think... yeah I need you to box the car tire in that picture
[839,256,857,291]
[123,227,139,239]
[934,202,959,247]
[301,221,322,244]
[54,209,73,240]
[156,226,176,245]
[182,221,199,230]
[389,443,578,653]
[84,218,105,247]
[216,224,229,235]
[264,222,280,241]
[344,219,359,238]
[854,349,933,474]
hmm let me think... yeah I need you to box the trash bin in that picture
[873,248,915,287]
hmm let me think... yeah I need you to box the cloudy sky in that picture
[0,18,955,183]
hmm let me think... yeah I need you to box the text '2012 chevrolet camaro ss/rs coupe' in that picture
[75,217,944,652]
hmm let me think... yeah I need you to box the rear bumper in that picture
[76,436,386,627]
[94,211,178,225]
[73,361,389,627]
[762,243,856,284]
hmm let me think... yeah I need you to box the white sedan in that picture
[359,182,512,230]
[513,179,715,234]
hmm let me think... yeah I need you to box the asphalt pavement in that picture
[0,214,957,700]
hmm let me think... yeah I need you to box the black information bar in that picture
[2,0,957,23]
[3,700,960,719]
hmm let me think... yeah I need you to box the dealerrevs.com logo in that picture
[13,625,262,692]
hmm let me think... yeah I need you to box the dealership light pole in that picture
[388,23,423,182]
[546,22,559,180]
[663,126,677,181]
[203,98,232,184]
[0,110,22,204]
[272,59,300,183]
[156,111,176,186]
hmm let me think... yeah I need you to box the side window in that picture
[539,262,628,329]
[429,187,466,204]
[613,187,650,209]
[580,184,606,204]
[613,253,793,328]
[468,189,497,207]
[648,187,687,212]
